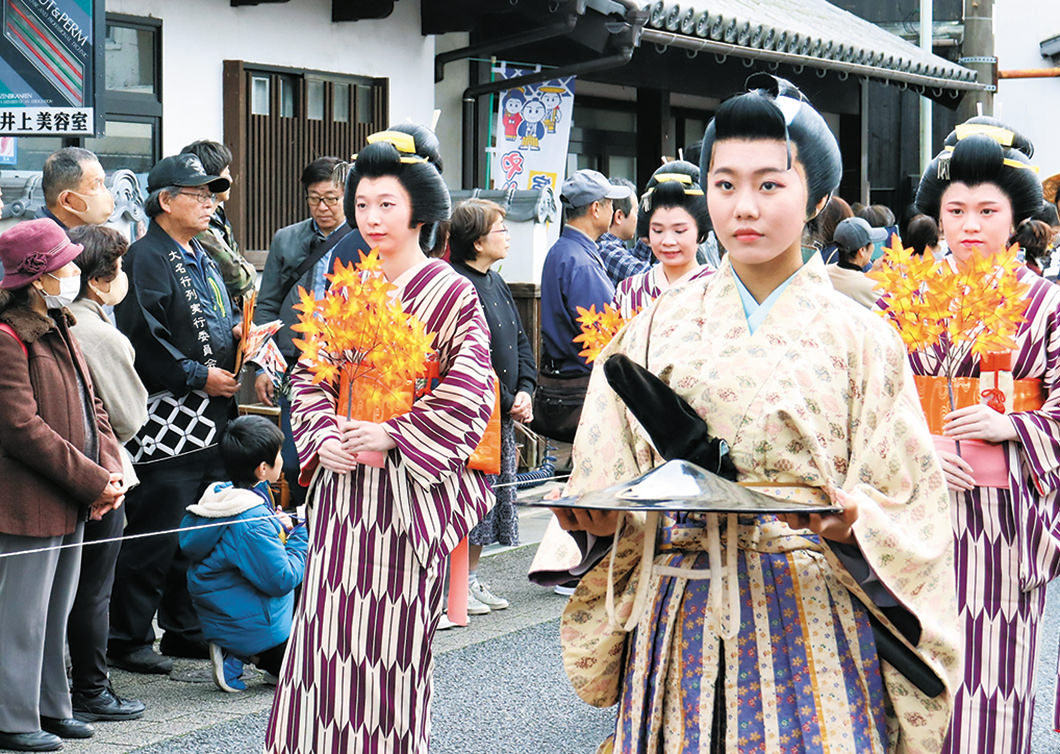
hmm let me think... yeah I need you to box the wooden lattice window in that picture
[222,60,388,253]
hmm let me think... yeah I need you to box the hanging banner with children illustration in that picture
[491,65,575,193]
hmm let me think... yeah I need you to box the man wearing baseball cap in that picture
[826,216,888,308]
[108,154,241,674]
[532,169,627,447]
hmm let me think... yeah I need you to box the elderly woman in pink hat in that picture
[0,218,126,752]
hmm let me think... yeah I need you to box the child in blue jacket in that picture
[179,415,308,692]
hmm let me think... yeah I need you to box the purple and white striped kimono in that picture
[613,264,713,319]
[265,259,495,754]
[910,267,1060,754]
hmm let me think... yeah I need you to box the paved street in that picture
[35,502,1060,753]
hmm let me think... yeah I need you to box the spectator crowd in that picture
[3,81,1060,754]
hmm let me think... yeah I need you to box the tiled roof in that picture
[638,0,983,90]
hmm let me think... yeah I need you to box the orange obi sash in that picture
[913,375,1044,435]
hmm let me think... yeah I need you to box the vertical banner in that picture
[0,0,102,136]
[492,66,575,192]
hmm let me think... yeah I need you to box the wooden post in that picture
[636,88,671,189]
[222,60,248,246]
[959,0,995,119]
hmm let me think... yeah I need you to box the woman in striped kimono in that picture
[554,76,961,753]
[910,118,1060,754]
[265,127,495,754]
[613,162,712,320]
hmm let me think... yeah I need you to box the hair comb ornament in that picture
[953,123,1015,147]
[650,172,705,196]
[937,151,951,180]
[351,130,429,165]
[940,144,1039,175]
[332,160,352,187]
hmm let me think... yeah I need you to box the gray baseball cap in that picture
[560,169,630,209]
[833,217,888,251]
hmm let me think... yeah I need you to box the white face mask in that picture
[88,269,128,306]
[37,273,81,309]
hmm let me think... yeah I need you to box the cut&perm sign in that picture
[492,66,575,193]
[0,0,102,135]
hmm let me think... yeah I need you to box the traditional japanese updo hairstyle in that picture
[637,161,711,243]
[699,73,842,218]
[915,117,1042,225]
[345,124,450,253]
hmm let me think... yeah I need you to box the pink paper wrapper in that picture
[353,450,386,468]
[932,436,1008,488]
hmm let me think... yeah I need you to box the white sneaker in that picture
[466,592,491,615]
[209,642,245,693]
[437,614,460,630]
[470,580,509,610]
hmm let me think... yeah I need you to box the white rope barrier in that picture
[0,473,571,560]
[0,513,284,560]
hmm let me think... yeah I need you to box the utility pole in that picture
[920,0,933,172]
[959,0,995,119]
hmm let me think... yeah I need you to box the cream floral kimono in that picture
[563,256,962,753]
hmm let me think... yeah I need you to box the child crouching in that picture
[179,415,308,692]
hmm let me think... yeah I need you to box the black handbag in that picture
[530,371,591,443]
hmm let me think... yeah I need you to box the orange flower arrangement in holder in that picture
[869,240,1030,463]
[291,249,435,466]
[869,240,1029,376]
[573,303,639,363]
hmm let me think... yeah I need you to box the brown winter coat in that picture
[0,295,123,537]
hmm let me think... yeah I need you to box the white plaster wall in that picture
[433,32,468,176]
[993,0,1060,177]
[105,0,435,155]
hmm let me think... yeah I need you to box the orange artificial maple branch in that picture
[292,249,436,420]
[573,303,639,363]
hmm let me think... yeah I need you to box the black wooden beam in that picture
[332,0,396,22]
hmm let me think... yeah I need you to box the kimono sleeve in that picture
[382,284,495,489]
[1009,302,1060,495]
[838,320,960,690]
[566,352,644,495]
[529,312,656,584]
[566,300,659,496]
[288,363,343,485]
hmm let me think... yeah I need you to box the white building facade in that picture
[994,0,1060,177]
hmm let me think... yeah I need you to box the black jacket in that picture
[116,221,238,429]
[254,220,358,362]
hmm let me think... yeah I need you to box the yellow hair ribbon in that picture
[352,130,428,165]
[653,173,693,185]
[939,145,1039,175]
[954,123,1015,146]
[650,172,705,196]
[1005,158,1040,174]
